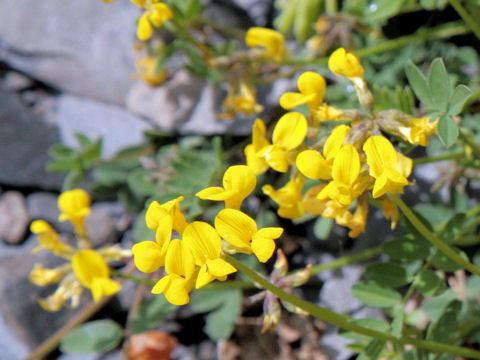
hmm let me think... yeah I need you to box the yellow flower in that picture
[58,189,91,236]
[38,274,83,311]
[262,112,308,172]
[146,197,187,238]
[72,250,121,302]
[263,176,305,219]
[363,136,410,198]
[215,209,283,262]
[345,193,368,238]
[135,56,167,86]
[196,165,257,210]
[280,72,326,111]
[317,145,361,205]
[132,240,169,273]
[245,27,286,61]
[296,124,350,180]
[302,185,328,216]
[137,2,173,41]
[151,239,196,305]
[245,118,270,175]
[183,222,237,289]
[328,48,364,79]
[30,220,74,257]
[381,197,399,230]
[29,263,71,286]
[221,81,264,118]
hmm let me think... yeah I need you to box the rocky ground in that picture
[0,1,445,359]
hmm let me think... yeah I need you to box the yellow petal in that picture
[165,239,196,279]
[91,277,121,302]
[196,265,215,289]
[245,144,269,175]
[363,136,398,178]
[206,258,237,278]
[328,48,364,78]
[252,118,270,152]
[279,92,316,110]
[222,165,257,209]
[196,187,231,201]
[272,112,308,151]
[372,168,409,198]
[245,27,286,60]
[332,145,360,186]
[296,150,331,180]
[148,3,173,27]
[264,146,290,173]
[215,209,256,251]
[298,71,326,109]
[323,124,350,160]
[132,241,165,273]
[396,152,413,178]
[72,250,109,288]
[251,227,283,263]
[152,274,192,305]
[137,13,153,41]
[183,222,221,265]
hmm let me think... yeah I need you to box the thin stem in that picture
[413,150,465,165]
[448,0,480,40]
[26,296,112,360]
[325,0,338,13]
[308,245,382,276]
[391,194,480,277]
[226,255,480,358]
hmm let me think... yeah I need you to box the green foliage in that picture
[47,133,102,190]
[365,262,413,288]
[191,288,242,340]
[351,282,402,308]
[373,84,415,113]
[405,59,472,147]
[60,320,123,354]
[274,0,322,42]
[131,295,178,334]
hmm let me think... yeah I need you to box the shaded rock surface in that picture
[0,89,64,189]
[0,0,138,105]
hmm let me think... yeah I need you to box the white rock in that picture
[53,94,152,158]
[0,0,139,105]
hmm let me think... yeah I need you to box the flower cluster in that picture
[245,48,438,237]
[132,165,284,305]
[29,189,131,311]
[133,0,173,41]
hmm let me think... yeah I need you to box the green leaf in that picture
[127,169,158,197]
[383,237,431,262]
[437,114,458,147]
[415,269,445,297]
[293,0,322,42]
[256,210,278,229]
[313,217,333,240]
[365,262,413,288]
[428,58,451,112]
[351,282,402,308]
[423,290,457,320]
[440,213,467,245]
[426,300,460,343]
[405,61,433,108]
[131,296,177,334]
[447,84,472,115]
[48,144,76,160]
[274,0,299,34]
[363,0,405,24]
[191,289,242,340]
[431,246,468,271]
[358,339,385,360]
[60,320,123,354]
[74,132,92,148]
[46,159,78,172]
[62,169,85,191]
[82,138,102,164]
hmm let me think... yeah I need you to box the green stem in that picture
[309,245,382,276]
[325,0,338,13]
[448,0,480,40]
[277,21,468,66]
[226,255,480,358]
[391,194,480,277]
[413,150,465,165]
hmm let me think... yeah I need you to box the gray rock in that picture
[0,0,139,105]
[53,94,152,158]
[2,71,33,91]
[0,191,29,244]
[86,208,117,247]
[0,90,64,189]
[230,0,273,27]
[126,72,205,132]
[26,192,60,225]
[0,311,29,360]
[0,239,83,350]
[319,264,364,314]
[320,324,353,360]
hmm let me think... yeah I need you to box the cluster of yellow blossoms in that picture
[29,189,130,311]
[244,47,437,237]
[132,165,284,305]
